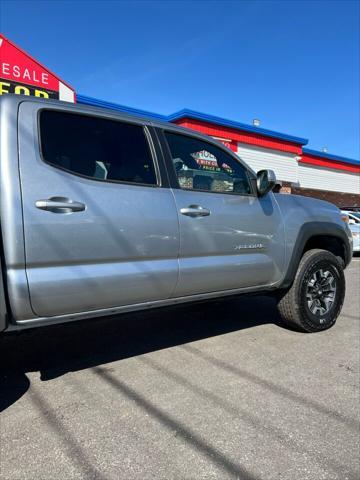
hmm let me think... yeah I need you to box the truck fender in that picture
[280,221,351,290]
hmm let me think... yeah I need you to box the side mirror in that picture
[256,169,276,196]
[349,219,356,225]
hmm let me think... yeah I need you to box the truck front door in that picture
[161,130,285,297]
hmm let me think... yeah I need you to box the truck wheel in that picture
[277,249,345,333]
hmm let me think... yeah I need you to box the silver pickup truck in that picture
[0,95,353,334]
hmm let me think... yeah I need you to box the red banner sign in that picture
[0,34,75,102]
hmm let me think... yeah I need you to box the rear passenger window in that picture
[40,111,157,185]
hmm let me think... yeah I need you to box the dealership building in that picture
[1,34,359,207]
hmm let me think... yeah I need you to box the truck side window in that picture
[164,131,252,195]
[40,111,157,186]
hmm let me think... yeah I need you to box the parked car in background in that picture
[341,210,360,253]
[342,210,360,225]
[349,224,360,253]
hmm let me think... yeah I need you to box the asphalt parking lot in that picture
[0,258,359,480]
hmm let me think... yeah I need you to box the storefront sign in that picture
[0,34,75,102]
[213,137,237,152]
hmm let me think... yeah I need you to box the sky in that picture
[1,0,359,159]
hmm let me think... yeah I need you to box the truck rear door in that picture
[18,102,179,318]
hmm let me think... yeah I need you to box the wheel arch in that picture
[280,222,351,290]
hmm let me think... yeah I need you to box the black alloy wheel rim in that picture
[305,268,337,316]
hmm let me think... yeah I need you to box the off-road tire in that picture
[277,249,345,333]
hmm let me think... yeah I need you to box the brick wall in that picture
[277,183,360,208]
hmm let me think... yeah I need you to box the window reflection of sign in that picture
[200,165,221,172]
[221,163,233,173]
[197,158,217,167]
[192,150,218,166]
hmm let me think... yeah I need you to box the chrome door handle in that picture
[180,205,211,218]
[35,197,86,213]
